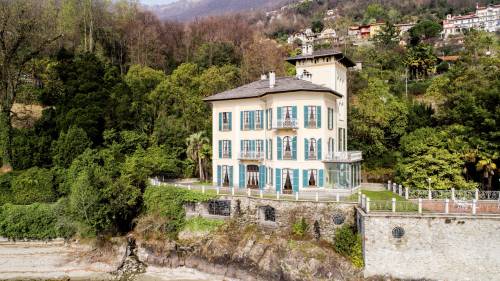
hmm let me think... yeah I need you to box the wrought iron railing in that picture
[324,151,362,162]
[238,151,264,160]
[274,118,298,129]
[283,151,293,160]
[222,123,230,131]
[307,119,317,128]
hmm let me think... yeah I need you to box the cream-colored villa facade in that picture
[204,47,362,193]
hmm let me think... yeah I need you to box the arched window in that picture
[282,168,293,193]
[246,165,259,189]
[308,169,317,187]
[283,136,292,160]
[309,138,317,159]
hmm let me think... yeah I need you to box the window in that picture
[307,106,317,128]
[328,137,334,156]
[283,136,292,160]
[307,169,318,187]
[222,140,231,158]
[267,167,273,185]
[328,107,334,130]
[282,168,293,193]
[222,165,230,187]
[309,138,317,160]
[243,111,251,130]
[338,128,345,152]
[255,110,263,130]
[246,165,259,189]
[242,140,251,153]
[208,200,231,216]
[256,140,264,154]
[222,112,230,131]
[267,139,273,160]
[283,106,293,121]
[262,206,276,222]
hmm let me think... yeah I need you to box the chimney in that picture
[261,73,267,80]
[269,71,275,88]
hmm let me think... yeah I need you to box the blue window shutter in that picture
[229,141,232,158]
[292,136,297,160]
[240,140,244,154]
[277,107,282,122]
[293,169,299,192]
[251,140,256,152]
[317,106,322,128]
[249,111,255,130]
[218,140,222,158]
[260,110,264,129]
[259,165,265,190]
[265,140,268,160]
[317,138,322,160]
[319,169,324,187]
[265,109,268,130]
[304,106,308,128]
[303,169,308,187]
[218,113,222,131]
[217,166,222,186]
[304,138,309,160]
[240,111,243,130]
[239,164,245,189]
[270,109,273,128]
[275,168,281,192]
[277,137,282,160]
[229,166,233,187]
[292,106,297,119]
[228,112,232,130]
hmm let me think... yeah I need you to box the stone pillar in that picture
[398,185,402,196]
[315,192,319,202]
[392,198,396,213]
[472,199,477,215]
[276,191,280,200]
[393,183,397,193]
[295,192,299,201]
[336,193,340,202]
[418,198,423,214]
[216,187,220,195]
[259,190,263,199]
[366,198,371,213]
[388,180,391,190]
[232,187,235,196]
[361,194,366,209]
[475,189,479,201]
[405,187,409,200]
[428,189,432,200]
[188,185,192,190]
[358,191,362,205]
[451,188,455,201]
[445,199,449,214]
[202,186,206,194]
[247,188,251,197]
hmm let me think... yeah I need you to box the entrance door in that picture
[222,166,230,187]
[247,165,259,189]
[282,169,293,194]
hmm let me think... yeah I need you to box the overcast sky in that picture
[139,0,178,5]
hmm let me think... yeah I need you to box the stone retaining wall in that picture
[358,208,500,281]
[185,196,357,243]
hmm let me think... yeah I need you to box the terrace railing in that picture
[324,151,363,162]
[274,119,298,129]
[238,151,264,160]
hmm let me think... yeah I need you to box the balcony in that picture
[274,118,298,130]
[324,151,362,163]
[239,151,264,161]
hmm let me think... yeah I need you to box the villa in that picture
[203,45,362,193]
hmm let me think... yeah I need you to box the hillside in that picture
[148,0,291,21]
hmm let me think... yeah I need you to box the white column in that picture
[216,187,220,195]
[472,199,477,215]
[276,191,280,200]
[475,189,479,201]
[366,198,370,213]
[418,198,423,214]
[315,192,319,202]
[259,190,263,199]
[451,188,455,201]
[361,194,366,209]
[398,185,402,196]
[405,187,409,200]
[445,199,449,214]
[428,189,432,200]
[295,192,299,201]
[388,180,391,190]
[336,193,340,202]
[202,186,206,194]
[232,187,235,196]
[392,198,396,213]
[357,191,362,205]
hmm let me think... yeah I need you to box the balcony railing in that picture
[222,123,230,131]
[307,119,317,128]
[239,151,264,160]
[274,118,298,129]
[222,152,231,158]
[308,152,317,160]
[324,151,362,162]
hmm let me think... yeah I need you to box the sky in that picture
[139,0,178,5]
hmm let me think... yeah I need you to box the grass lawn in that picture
[183,216,225,232]
[348,190,418,212]
[348,189,406,201]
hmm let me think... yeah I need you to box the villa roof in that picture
[286,49,356,68]
[203,77,341,102]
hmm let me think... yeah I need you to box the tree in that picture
[363,3,386,23]
[186,132,210,181]
[403,44,437,79]
[373,22,399,48]
[52,126,92,168]
[311,20,324,33]
[476,155,497,191]
[408,19,442,45]
[193,42,241,69]
[199,65,241,97]
[0,0,61,169]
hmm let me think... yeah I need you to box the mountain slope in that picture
[148,0,290,21]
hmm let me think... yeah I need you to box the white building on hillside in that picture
[204,46,362,193]
[442,4,500,38]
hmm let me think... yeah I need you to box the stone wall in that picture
[358,208,500,281]
[185,196,357,243]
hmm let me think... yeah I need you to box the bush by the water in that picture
[0,200,75,240]
[334,224,364,268]
[138,185,215,239]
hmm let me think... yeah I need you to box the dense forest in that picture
[0,0,498,239]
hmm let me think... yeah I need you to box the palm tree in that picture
[186,132,210,181]
[476,157,497,191]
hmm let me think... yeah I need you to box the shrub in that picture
[292,217,309,237]
[11,167,57,205]
[52,126,92,168]
[0,172,15,205]
[183,216,224,233]
[334,224,364,268]
[140,185,215,238]
[0,201,74,240]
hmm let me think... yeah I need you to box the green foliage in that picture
[408,19,443,45]
[363,3,386,23]
[311,19,324,33]
[11,167,56,205]
[333,225,363,268]
[0,201,74,240]
[373,22,399,48]
[292,217,309,237]
[142,185,215,237]
[0,172,15,205]
[52,126,92,167]
[404,44,438,79]
[395,127,477,190]
[183,216,224,233]
[193,42,241,69]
